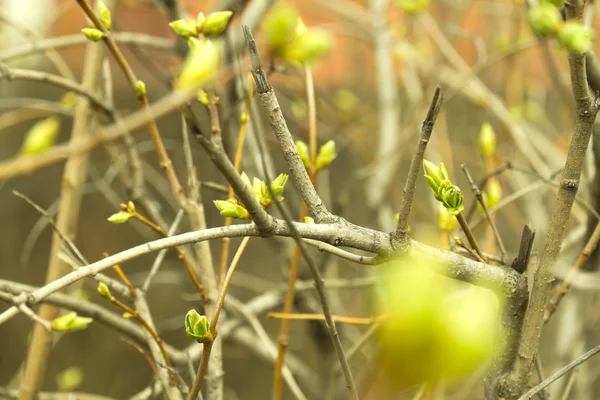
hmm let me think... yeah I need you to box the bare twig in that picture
[499,2,600,398]
[394,87,444,245]
[187,236,251,400]
[461,164,508,261]
[544,219,600,322]
[243,25,336,223]
[517,344,600,400]
[0,63,114,116]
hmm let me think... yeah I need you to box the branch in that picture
[500,2,600,398]
[0,32,175,63]
[242,25,336,223]
[393,87,443,245]
[0,63,114,117]
[0,84,199,180]
[517,344,600,400]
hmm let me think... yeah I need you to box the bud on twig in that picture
[295,140,311,170]
[213,199,250,219]
[135,80,146,98]
[528,3,562,37]
[21,117,60,154]
[315,140,337,170]
[81,28,105,42]
[97,282,113,300]
[203,11,233,36]
[107,211,132,224]
[169,19,199,38]
[479,122,496,158]
[96,1,111,31]
[52,312,93,332]
[185,309,213,343]
[559,21,593,54]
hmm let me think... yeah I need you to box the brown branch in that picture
[243,25,336,223]
[497,2,600,398]
[393,87,443,246]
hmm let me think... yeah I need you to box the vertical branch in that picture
[500,1,600,398]
[243,26,336,223]
[272,65,320,400]
[393,87,443,246]
[242,25,359,400]
[19,39,104,400]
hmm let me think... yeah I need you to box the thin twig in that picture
[268,312,384,325]
[455,213,486,261]
[517,344,600,400]
[142,210,185,292]
[187,236,251,400]
[130,209,208,300]
[461,164,508,261]
[303,238,380,265]
[502,2,600,397]
[544,219,600,322]
[243,25,336,223]
[394,87,443,245]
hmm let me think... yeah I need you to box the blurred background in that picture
[1,0,600,399]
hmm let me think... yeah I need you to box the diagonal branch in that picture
[393,87,443,246]
[243,25,336,223]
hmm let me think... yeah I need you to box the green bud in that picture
[258,179,272,208]
[175,39,219,89]
[295,140,311,170]
[203,11,233,36]
[185,309,213,343]
[126,201,135,213]
[122,312,135,319]
[438,203,457,232]
[485,178,502,209]
[56,366,83,391]
[240,172,253,190]
[81,28,105,42]
[60,92,78,110]
[423,160,450,198]
[21,117,60,154]
[169,19,199,38]
[439,184,464,215]
[270,173,289,200]
[52,312,93,332]
[197,12,206,31]
[315,140,337,170]
[135,80,146,98]
[197,89,209,105]
[97,282,113,300]
[282,27,333,65]
[559,21,593,54]
[394,0,431,15]
[479,123,496,158]
[107,210,131,224]
[214,199,250,219]
[528,3,562,37]
[96,1,111,30]
[263,2,299,51]
[304,216,315,224]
